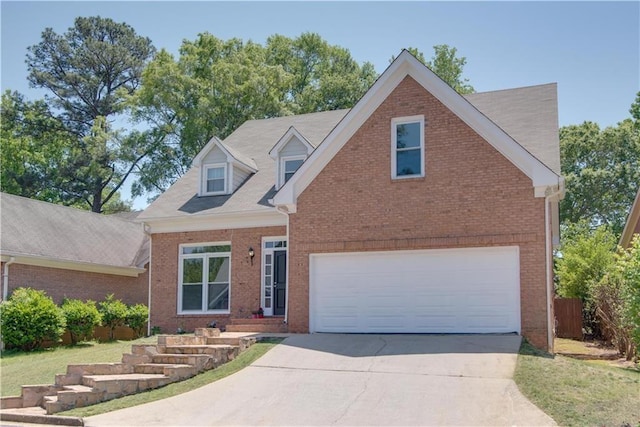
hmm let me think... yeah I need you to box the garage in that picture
[309,246,520,334]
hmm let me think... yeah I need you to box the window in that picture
[392,116,425,179]
[179,243,231,313]
[281,156,305,186]
[203,164,226,195]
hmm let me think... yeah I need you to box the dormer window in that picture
[282,156,305,185]
[270,127,315,190]
[204,164,227,195]
[193,136,258,197]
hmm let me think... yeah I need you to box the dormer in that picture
[269,127,314,190]
[193,136,258,196]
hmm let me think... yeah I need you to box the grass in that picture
[60,338,281,417]
[514,340,640,427]
[1,337,157,397]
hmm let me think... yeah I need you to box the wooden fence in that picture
[554,298,583,339]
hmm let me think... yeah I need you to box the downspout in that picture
[544,181,564,352]
[142,223,152,337]
[275,205,290,325]
[2,257,16,301]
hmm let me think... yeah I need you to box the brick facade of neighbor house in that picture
[286,77,550,349]
[149,226,286,334]
[1,262,149,306]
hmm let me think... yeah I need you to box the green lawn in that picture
[514,341,640,427]
[0,336,281,418]
[1,337,157,397]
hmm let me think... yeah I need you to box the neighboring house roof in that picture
[141,50,562,226]
[620,187,640,248]
[0,193,148,276]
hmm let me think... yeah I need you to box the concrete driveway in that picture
[84,334,556,426]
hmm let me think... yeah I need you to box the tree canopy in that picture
[559,93,640,234]
[390,45,475,94]
[129,32,377,197]
[15,16,156,212]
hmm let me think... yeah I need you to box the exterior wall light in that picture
[248,247,255,265]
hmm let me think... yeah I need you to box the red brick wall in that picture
[2,262,148,306]
[149,226,286,334]
[287,76,550,349]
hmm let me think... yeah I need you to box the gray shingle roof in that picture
[0,193,149,269]
[140,83,560,220]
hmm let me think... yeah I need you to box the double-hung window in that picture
[203,164,226,195]
[392,116,425,179]
[179,243,231,313]
[281,156,305,186]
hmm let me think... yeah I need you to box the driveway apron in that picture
[84,334,556,426]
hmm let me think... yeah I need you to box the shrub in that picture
[0,288,66,351]
[61,298,102,345]
[126,303,149,338]
[97,294,128,341]
[555,223,617,337]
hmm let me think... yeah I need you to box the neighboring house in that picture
[620,187,640,248]
[0,193,149,305]
[139,51,564,350]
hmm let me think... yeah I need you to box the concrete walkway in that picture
[84,334,556,426]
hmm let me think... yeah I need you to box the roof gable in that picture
[269,126,314,159]
[194,136,258,172]
[273,50,562,210]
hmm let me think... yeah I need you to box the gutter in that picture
[2,256,16,301]
[142,222,153,337]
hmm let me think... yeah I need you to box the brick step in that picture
[229,316,285,325]
[225,323,288,333]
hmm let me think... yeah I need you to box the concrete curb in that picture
[0,411,84,426]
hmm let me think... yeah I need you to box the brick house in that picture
[0,193,149,305]
[620,187,640,249]
[139,51,564,350]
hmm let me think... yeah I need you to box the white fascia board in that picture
[142,209,287,234]
[269,127,314,160]
[274,50,561,207]
[0,252,145,277]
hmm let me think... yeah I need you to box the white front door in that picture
[262,237,287,317]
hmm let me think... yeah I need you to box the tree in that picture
[24,16,156,212]
[0,91,70,203]
[555,222,617,337]
[559,99,640,234]
[391,45,475,94]
[131,32,376,198]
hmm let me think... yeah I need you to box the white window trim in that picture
[177,242,231,315]
[201,163,228,196]
[279,155,307,189]
[391,115,425,179]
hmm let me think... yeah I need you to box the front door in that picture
[273,250,287,316]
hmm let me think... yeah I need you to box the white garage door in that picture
[309,246,520,334]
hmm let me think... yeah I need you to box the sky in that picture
[1,1,639,208]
